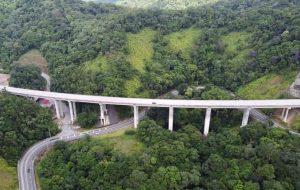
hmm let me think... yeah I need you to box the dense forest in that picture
[0,93,59,164]
[0,0,299,189]
[0,0,299,97]
[9,65,46,90]
[38,121,300,190]
[89,0,220,10]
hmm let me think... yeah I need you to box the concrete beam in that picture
[168,107,174,131]
[134,106,139,128]
[4,85,300,109]
[204,108,212,136]
[241,108,251,127]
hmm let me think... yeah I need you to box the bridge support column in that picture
[204,108,211,136]
[134,106,139,128]
[284,107,291,123]
[73,102,77,120]
[241,108,251,127]
[54,100,61,119]
[281,108,286,119]
[99,104,109,126]
[59,101,64,118]
[68,101,74,124]
[168,107,174,131]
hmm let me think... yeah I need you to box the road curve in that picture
[18,118,135,190]
[2,85,300,109]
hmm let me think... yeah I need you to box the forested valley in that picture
[39,121,300,190]
[0,0,299,189]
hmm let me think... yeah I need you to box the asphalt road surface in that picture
[18,101,145,190]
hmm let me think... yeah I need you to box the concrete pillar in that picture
[68,101,74,124]
[99,104,110,126]
[134,105,139,128]
[59,101,64,118]
[204,108,211,136]
[168,107,174,131]
[284,108,291,122]
[73,102,77,120]
[54,100,61,119]
[241,108,251,127]
[281,108,286,119]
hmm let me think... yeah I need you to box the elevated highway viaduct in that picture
[1,85,299,136]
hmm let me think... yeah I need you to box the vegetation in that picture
[0,158,17,190]
[77,112,98,128]
[237,71,297,99]
[165,28,201,61]
[9,65,46,90]
[115,0,220,10]
[94,128,144,155]
[0,0,298,98]
[290,116,300,132]
[38,120,300,189]
[221,32,252,67]
[17,49,49,73]
[0,93,59,164]
[127,28,156,72]
[0,0,299,188]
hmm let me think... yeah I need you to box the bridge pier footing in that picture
[204,108,211,136]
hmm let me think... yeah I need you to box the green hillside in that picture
[0,158,17,190]
[165,28,201,61]
[127,29,156,72]
[92,0,220,10]
[237,71,297,100]
[221,32,252,67]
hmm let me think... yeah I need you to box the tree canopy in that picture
[38,120,300,190]
[0,93,59,164]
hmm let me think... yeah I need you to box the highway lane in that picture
[18,118,135,190]
[7,82,299,189]
[2,85,300,109]
[18,104,144,190]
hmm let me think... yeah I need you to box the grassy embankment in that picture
[165,27,201,61]
[221,31,252,68]
[125,28,156,98]
[17,49,49,73]
[0,158,18,190]
[94,128,144,155]
[237,72,297,100]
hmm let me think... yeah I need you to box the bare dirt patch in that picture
[0,73,10,85]
[16,49,48,73]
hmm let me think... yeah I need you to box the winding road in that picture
[18,101,141,190]
[12,73,300,190]
[18,73,142,190]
